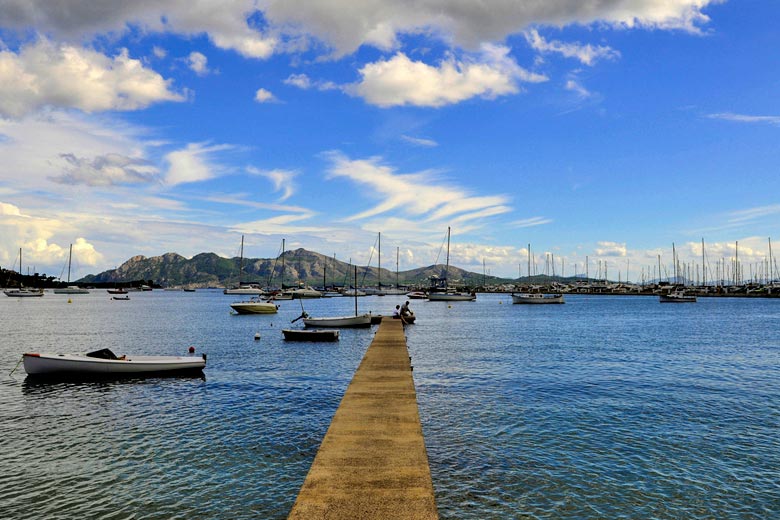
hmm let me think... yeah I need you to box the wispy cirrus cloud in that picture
[510,216,552,228]
[707,112,780,126]
[525,29,620,66]
[401,135,438,147]
[726,204,780,224]
[247,167,297,201]
[323,151,511,227]
[164,142,234,186]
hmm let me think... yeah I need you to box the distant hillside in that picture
[78,248,510,288]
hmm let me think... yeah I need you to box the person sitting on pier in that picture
[393,305,401,317]
[400,300,413,317]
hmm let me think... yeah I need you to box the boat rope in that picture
[9,355,23,376]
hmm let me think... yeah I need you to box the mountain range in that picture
[78,249,508,288]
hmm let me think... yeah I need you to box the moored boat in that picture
[302,314,372,328]
[282,329,339,341]
[659,291,697,303]
[22,349,206,377]
[4,288,44,297]
[54,285,89,294]
[230,298,279,314]
[107,288,128,294]
[511,293,565,304]
[428,291,476,301]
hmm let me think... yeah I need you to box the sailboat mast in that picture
[281,238,285,289]
[769,237,774,284]
[702,238,706,287]
[396,246,399,288]
[528,244,531,279]
[672,242,677,284]
[67,243,73,283]
[378,232,381,290]
[445,226,451,284]
[354,265,358,316]
[238,235,244,286]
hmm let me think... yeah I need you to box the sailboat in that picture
[4,248,44,297]
[512,243,564,304]
[427,227,476,301]
[300,266,372,327]
[224,235,263,294]
[54,244,89,294]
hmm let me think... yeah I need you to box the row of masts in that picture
[517,238,778,287]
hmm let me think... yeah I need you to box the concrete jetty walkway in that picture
[288,318,438,519]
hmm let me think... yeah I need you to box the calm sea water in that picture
[1,291,779,519]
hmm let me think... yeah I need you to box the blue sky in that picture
[1,1,778,282]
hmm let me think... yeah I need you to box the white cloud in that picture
[350,45,547,108]
[565,79,591,98]
[283,73,339,91]
[0,39,185,118]
[595,241,627,257]
[152,46,167,59]
[254,88,277,103]
[187,51,210,75]
[525,29,620,66]
[164,142,233,186]
[726,204,780,224]
[247,167,297,201]
[510,216,553,228]
[324,151,511,227]
[707,113,780,126]
[401,135,438,147]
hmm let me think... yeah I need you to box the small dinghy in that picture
[22,348,206,378]
[282,329,339,342]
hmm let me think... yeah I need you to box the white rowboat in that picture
[22,352,206,377]
[302,314,372,328]
[511,293,565,304]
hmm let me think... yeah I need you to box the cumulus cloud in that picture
[51,153,159,186]
[525,29,620,66]
[323,151,511,227]
[265,0,716,55]
[350,44,547,108]
[0,1,276,59]
[0,1,716,61]
[164,142,233,186]
[247,167,297,201]
[565,79,591,98]
[595,241,627,257]
[254,88,277,103]
[283,73,339,91]
[187,51,210,75]
[0,39,185,118]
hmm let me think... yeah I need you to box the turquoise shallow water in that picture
[1,291,779,519]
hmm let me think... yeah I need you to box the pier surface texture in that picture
[288,318,438,519]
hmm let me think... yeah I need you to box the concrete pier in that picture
[288,318,438,519]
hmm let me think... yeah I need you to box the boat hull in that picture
[511,294,565,304]
[428,292,476,301]
[230,301,279,314]
[303,314,372,328]
[23,353,206,377]
[53,287,90,294]
[223,287,265,295]
[282,329,339,341]
[659,294,697,303]
[4,289,44,297]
